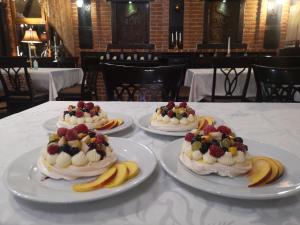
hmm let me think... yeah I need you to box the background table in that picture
[28,68,83,101]
[184,69,257,102]
[1,102,300,225]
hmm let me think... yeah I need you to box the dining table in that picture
[184,68,257,102]
[1,101,300,225]
[28,68,84,101]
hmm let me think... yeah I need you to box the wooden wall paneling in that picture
[0,3,9,56]
[78,0,93,49]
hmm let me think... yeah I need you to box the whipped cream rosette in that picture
[150,101,198,132]
[58,101,109,129]
[38,124,117,180]
[179,125,252,177]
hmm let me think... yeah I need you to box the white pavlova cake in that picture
[37,124,117,180]
[179,125,252,177]
[57,101,109,129]
[150,101,198,131]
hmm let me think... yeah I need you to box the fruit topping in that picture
[49,133,59,143]
[192,141,202,151]
[74,124,89,134]
[85,102,94,110]
[217,125,232,135]
[200,142,210,154]
[65,129,78,141]
[75,110,84,118]
[179,102,187,108]
[203,125,217,135]
[95,134,105,144]
[57,127,68,137]
[209,144,225,158]
[228,146,238,156]
[234,137,243,143]
[77,101,85,109]
[47,144,59,155]
[167,110,174,118]
[185,132,194,142]
[166,101,175,110]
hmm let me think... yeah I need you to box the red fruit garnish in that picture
[209,144,224,158]
[89,109,97,117]
[217,125,232,135]
[185,132,194,142]
[179,102,187,108]
[74,124,89,134]
[65,129,78,141]
[95,134,105,144]
[75,110,84,118]
[203,125,217,135]
[57,127,68,137]
[166,101,175,110]
[167,110,174,118]
[84,102,94,110]
[235,143,248,152]
[47,144,59,155]
[77,101,85,109]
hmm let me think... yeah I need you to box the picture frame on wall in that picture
[14,0,45,24]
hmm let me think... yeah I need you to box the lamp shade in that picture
[21,29,42,43]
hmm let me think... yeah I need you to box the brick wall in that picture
[73,0,290,55]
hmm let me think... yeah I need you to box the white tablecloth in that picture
[184,69,257,102]
[28,68,84,101]
[0,102,300,225]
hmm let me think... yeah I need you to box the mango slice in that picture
[248,159,271,187]
[123,161,140,180]
[105,163,128,188]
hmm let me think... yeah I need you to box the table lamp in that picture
[21,28,42,67]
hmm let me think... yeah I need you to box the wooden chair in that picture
[201,57,254,102]
[0,57,48,114]
[101,63,185,101]
[57,64,99,101]
[253,65,300,102]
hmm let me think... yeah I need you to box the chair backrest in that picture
[81,63,101,100]
[0,56,34,99]
[101,63,185,101]
[211,57,254,102]
[253,65,300,102]
[58,57,79,68]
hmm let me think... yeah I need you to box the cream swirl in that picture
[72,151,88,166]
[218,152,235,166]
[56,152,72,168]
[234,151,245,163]
[192,151,202,161]
[203,152,217,164]
[86,149,101,162]
[46,153,58,165]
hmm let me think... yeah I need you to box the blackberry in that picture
[195,135,202,141]
[67,147,80,156]
[200,142,210,154]
[103,141,109,146]
[69,111,76,116]
[88,131,96,138]
[96,144,106,159]
[234,137,243,143]
[182,112,188,118]
[88,142,97,150]
[82,108,89,113]
[63,111,69,116]
[222,133,228,139]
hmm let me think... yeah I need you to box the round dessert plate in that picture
[136,114,224,137]
[160,138,300,200]
[3,137,157,204]
[43,112,133,135]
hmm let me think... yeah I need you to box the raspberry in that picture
[166,101,175,110]
[235,143,248,152]
[89,109,97,117]
[185,132,194,142]
[209,144,225,158]
[77,101,85,109]
[74,124,89,134]
[95,134,105,144]
[57,127,68,137]
[84,102,94,110]
[47,144,59,155]
[75,110,84,118]
[217,125,232,135]
[167,110,174,118]
[179,102,187,108]
[203,125,217,135]
[65,129,78,141]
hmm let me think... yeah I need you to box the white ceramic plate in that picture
[43,112,133,135]
[160,138,300,200]
[3,137,157,204]
[136,114,224,137]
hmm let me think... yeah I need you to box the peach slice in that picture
[105,163,128,188]
[253,156,279,184]
[123,161,140,180]
[97,120,115,130]
[198,119,208,130]
[248,159,271,187]
[273,159,284,178]
[72,166,117,192]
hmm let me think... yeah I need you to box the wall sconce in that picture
[175,3,180,11]
[76,0,84,8]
